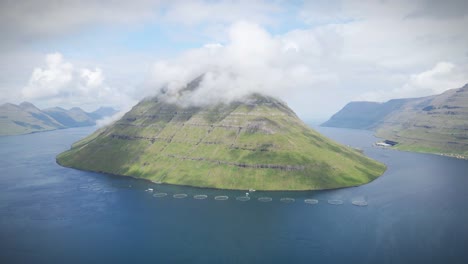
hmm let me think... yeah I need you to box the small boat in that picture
[249,189,256,192]
[146,188,154,192]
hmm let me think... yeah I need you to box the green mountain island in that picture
[322,83,468,159]
[57,79,386,191]
[0,102,117,136]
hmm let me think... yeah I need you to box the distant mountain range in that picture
[322,83,468,159]
[0,102,118,136]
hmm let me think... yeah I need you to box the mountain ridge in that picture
[0,102,118,136]
[322,83,468,159]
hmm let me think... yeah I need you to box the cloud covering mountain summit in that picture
[145,21,331,106]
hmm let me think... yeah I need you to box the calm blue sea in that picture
[1,126,467,263]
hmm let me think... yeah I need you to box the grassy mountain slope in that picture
[58,93,386,191]
[376,85,468,158]
[322,84,468,159]
[0,102,63,136]
[0,102,118,136]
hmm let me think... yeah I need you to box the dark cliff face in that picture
[57,85,386,190]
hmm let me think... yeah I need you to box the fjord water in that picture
[1,126,467,263]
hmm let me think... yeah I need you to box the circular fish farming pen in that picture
[89,185,102,192]
[352,200,368,207]
[193,194,208,200]
[153,192,167,198]
[280,198,295,203]
[328,199,343,205]
[214,195,229,201]
[173,193,188,199]
[236,196,250,202]
[304,199,319,205]
[258,197,272,202]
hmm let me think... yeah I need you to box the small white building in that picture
[376,142,391,147]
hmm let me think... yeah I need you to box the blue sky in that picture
[1,0,467,120]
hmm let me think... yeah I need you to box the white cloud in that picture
[0,0,283,50]
[22,53,73,99]
[402,62,463,94]
[407,0,468,19]
[0,0,159,46]
[81,68,104,88]
[358,62,468,101]
[141,10,468,118]
[396,62,468,97]
[162,0,280,26]
[95,107,130,128]
[143,21,337,107]
[2,1,468,119]
[21,53,134,110]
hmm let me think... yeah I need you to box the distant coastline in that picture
[322,83,468,160]
[0,101,117,136]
